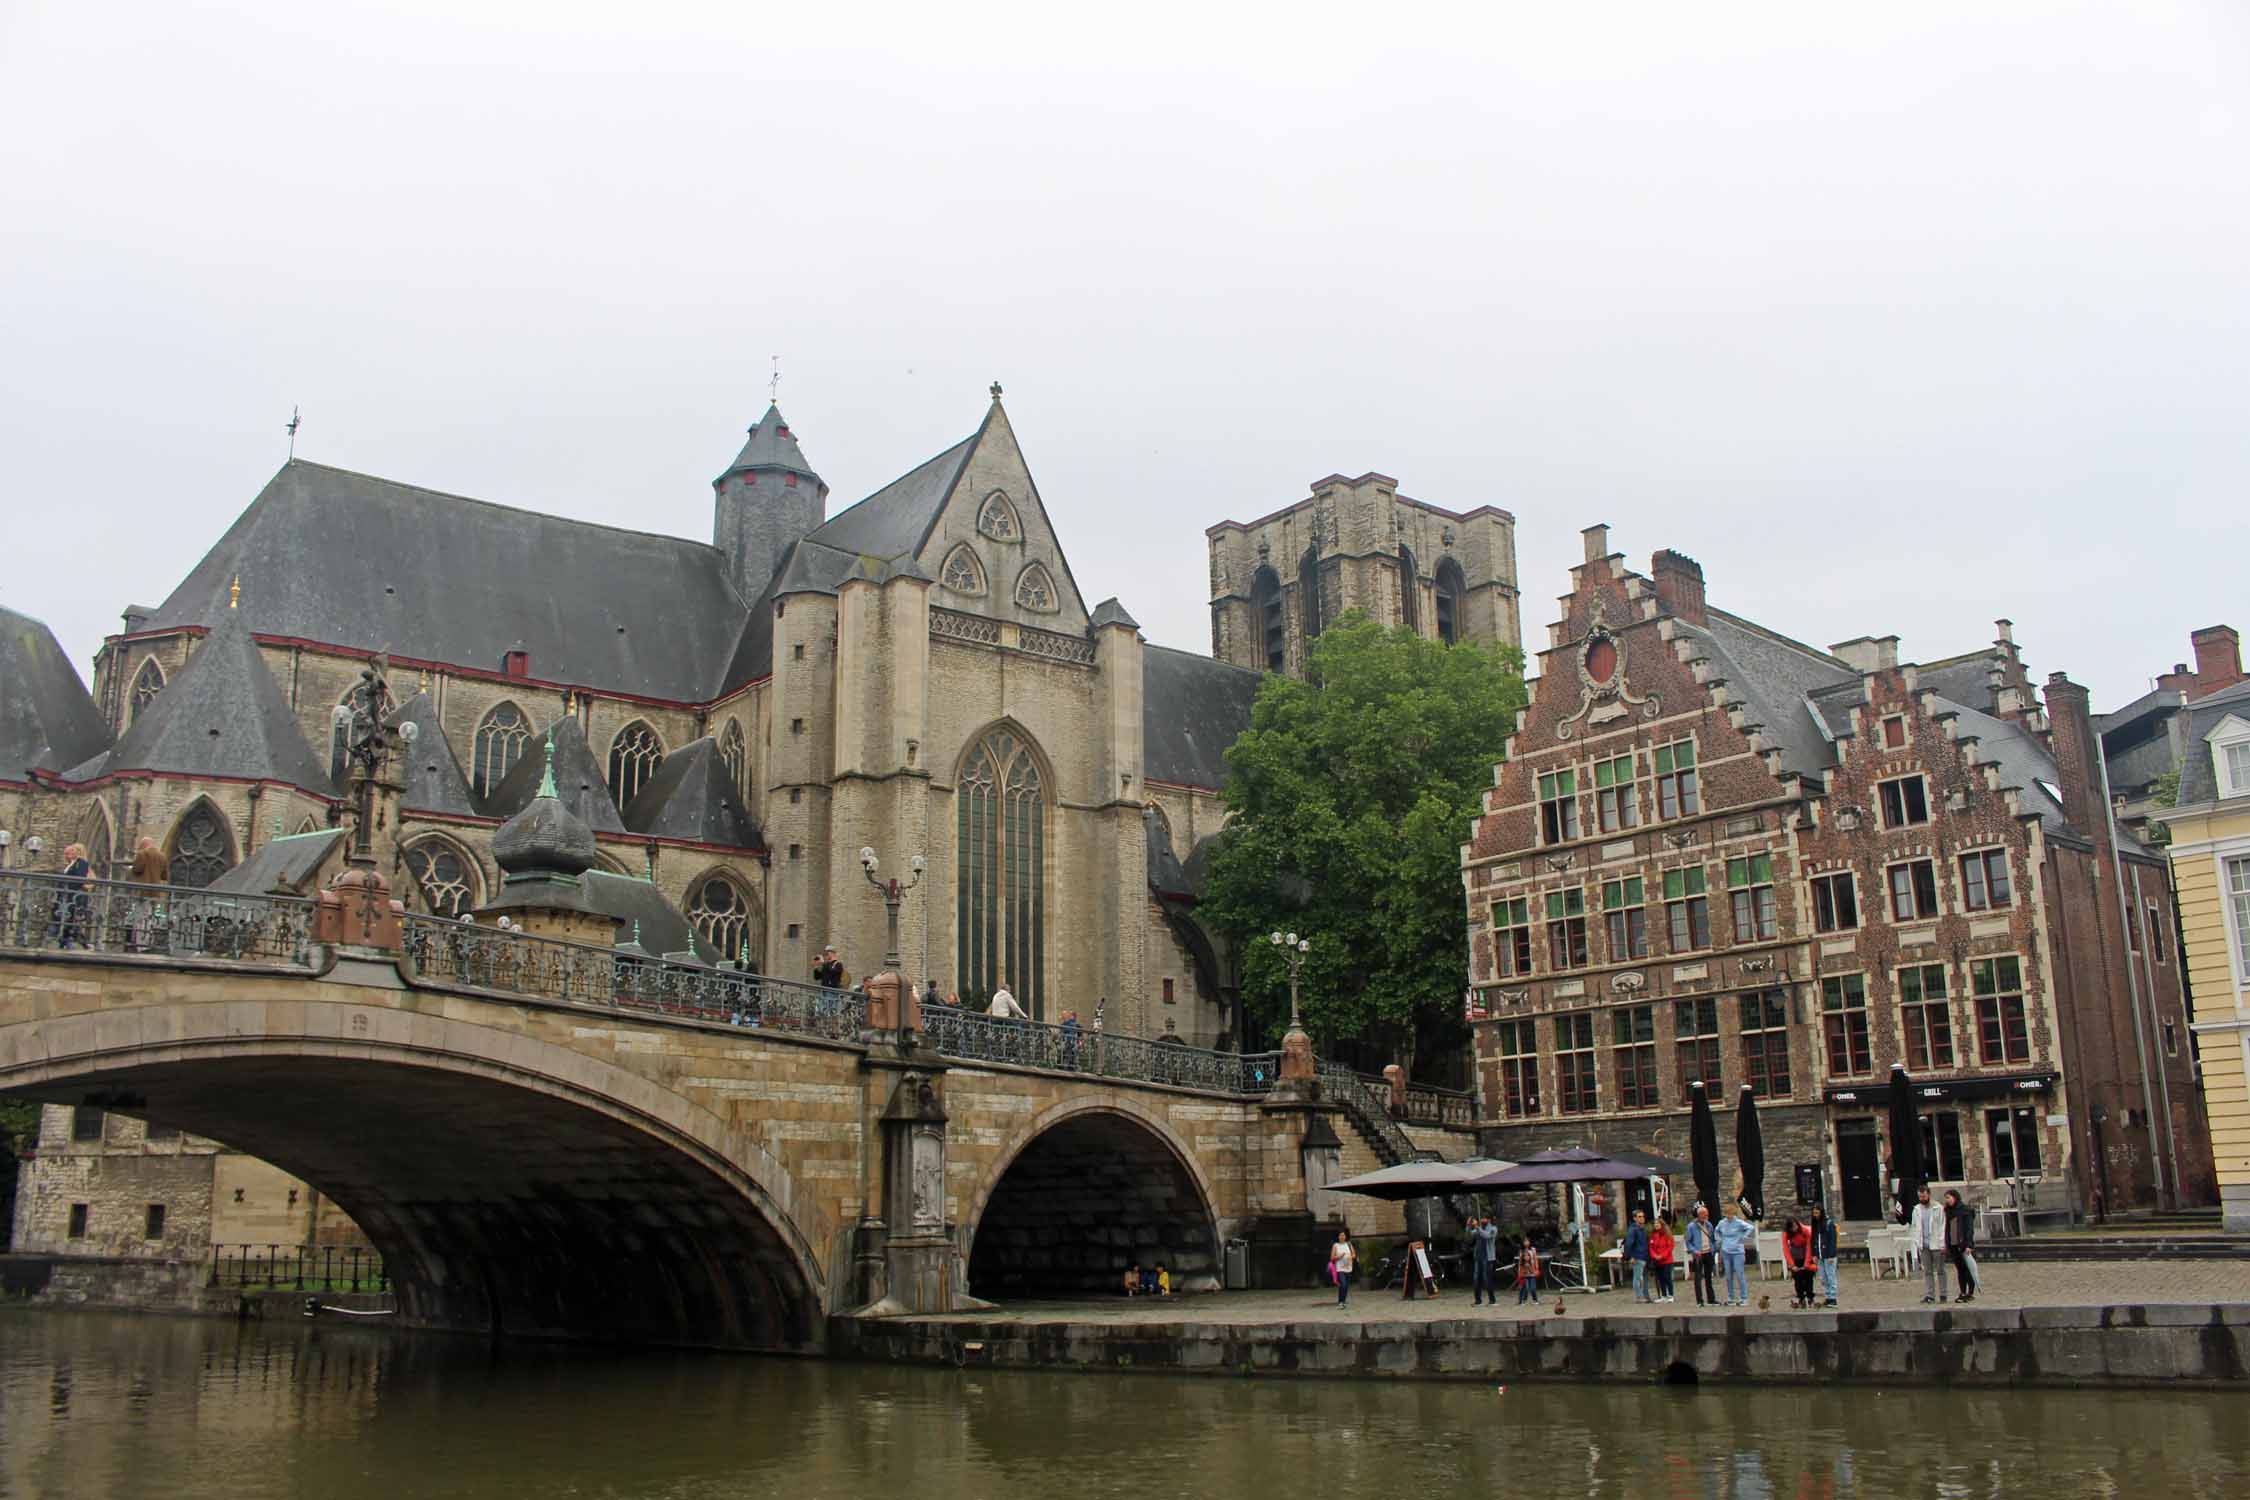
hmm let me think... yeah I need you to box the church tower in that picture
[714,405,829,602]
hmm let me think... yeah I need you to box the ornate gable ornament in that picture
[1556,596,1661,741]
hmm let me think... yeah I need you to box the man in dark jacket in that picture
[1623,1210,1652,1303]
[1468,1216,1500,1306]
[812,945,844,989]
[1808,1205,1840,1307]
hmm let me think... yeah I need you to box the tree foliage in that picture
[1200,613,1527,1075]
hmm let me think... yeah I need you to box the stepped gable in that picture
[0,603,111,780]
[480,715,626,834]
[65,608,332,794]
[1143,645,1261,790]
[1666,608,1857,782]
[140,459,750,702]
[619,735,760,849]
[386,691,476,817]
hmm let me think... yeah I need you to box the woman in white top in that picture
[1330,1228,1356,1306]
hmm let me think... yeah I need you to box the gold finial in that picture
[417,668,429,694]
[229,575,241,609]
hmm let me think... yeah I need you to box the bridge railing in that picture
[399,915,866,1040]
[209,1242,389,1294]
[922,1006,1286,1093]
[0,869,316,967]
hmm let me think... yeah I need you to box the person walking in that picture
[1330,1228,1356,1306]
[1685,1204,1718,1306]
[1648,1215,1677,1303]
[1713,1203,1755,1307]
[1468,1215,1500,1306]
[50,843,93,950]
[1514,1239,1542,1305]
[1809,1205,1840,1308]
[1781,1216,1816,1309]
[1623,1209,1652,1303]
[1908,1185,1951,1303]
[988,983,1027,1020]
[1943,1189,1982,1303]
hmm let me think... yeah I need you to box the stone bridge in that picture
[0,871,1474,1351]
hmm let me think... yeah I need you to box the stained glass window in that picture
[608,721,664,807]
[957,728,1045,1015]
[473,702,531,800]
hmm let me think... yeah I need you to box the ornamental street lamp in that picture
[860,846,927,975]
[1268,929,1312,1031]
[1269,930,1316,1083]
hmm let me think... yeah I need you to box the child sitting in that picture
[1157,1264,1172,1296]
[1123,1265,1141,1297]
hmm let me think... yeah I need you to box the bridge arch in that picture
[0,999,828,1350]
[963,1096,1221,1298]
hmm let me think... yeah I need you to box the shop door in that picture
[1836,1122,1883,1221]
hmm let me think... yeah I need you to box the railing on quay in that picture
[922,1006,1285,1094]
[0,869,316,967]
[400,915,868,1040]
[208,1242,389,1295]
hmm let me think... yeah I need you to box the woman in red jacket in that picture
[1647,1216,1677,1303]
[1781,1217,1816,1309]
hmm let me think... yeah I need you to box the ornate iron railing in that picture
[1318,1058,1430,1166]
[923,1007,1285,1094]
[400,915,866,1040]
[0,869,316,967]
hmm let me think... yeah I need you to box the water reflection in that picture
[0,1311,2239,1498]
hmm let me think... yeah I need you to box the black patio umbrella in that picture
[1735,1084,1764,1221]
[1689,1080,1721,1213]
[1887,1063,1925,1222]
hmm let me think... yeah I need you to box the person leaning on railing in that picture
[127,837,170,952]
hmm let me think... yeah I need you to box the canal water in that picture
[1,1310,2244,1498]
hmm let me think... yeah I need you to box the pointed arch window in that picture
[1435,557,1468,646]
[404,838,479,918]
[977,490,1021,541]
[130,659,166,720]
[473,702,532,800]
[1397,545,1420,633]
[720,720,749,804]
[84,814,113,878]
[169,802,235,890]
[957,727,1046,1015]
[1252,565,1285,672]
[608,721,664,806]
[689,872,758,966]
[941,543,987,596]
[1298,547,1323,643]
[1014,562,1058,613]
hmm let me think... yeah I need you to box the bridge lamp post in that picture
[1269,931,1316,1082]
[859,846,926,975]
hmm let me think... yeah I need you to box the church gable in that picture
[917,396,1089,631]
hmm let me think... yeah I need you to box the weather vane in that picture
[285,406,301,459]
[770,356,781,405]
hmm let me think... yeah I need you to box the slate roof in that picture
[721,405,821,483]
[141,460,750,702]
[620,736,761,848]
[481,717,626,834]
[66,611,333,794]
[207,829,345,895]
[1913,652,2004,716]
[2176,678,2250,808]
[0,604,112,780]
[799,431,979,561]
[581,871,709,961]
[1677,610,1857,781]
[1143,645,1262,790]
[387,692,477,817]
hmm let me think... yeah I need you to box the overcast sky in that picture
[4,2,2244,712]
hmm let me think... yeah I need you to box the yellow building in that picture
[2157,671,2250,1230]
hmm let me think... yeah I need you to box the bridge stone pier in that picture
[0,872,1473,1351]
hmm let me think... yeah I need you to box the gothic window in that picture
[130,659,165,720]
[1397,546,1419,632]
[1436,557,1468,646]
[404,839,478,918]
[84,816,112,878]
[1252,566,1284,671]
[957,727,1046,1015]
[608,721,664,807]
[1298,547,1323,643]
[689,872,756,965]
[472,702,532,800]
[720,720,748,803]
[169,802,235,890]
[977,490,1021,541]
[940,543,987,596]
[1013,562,1058,613]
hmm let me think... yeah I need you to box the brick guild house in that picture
[1461,527,2211,1224]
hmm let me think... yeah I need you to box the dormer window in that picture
[2212,714,2250,800]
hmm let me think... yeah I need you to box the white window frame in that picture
[2210,714,2250,801]
[2227,854,2250,987]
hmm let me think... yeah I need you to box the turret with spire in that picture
[714,402,828,602]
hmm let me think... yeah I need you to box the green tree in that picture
[2145,767,2181,846]
[1200,613,1527,1077]
[0,1099,40,1248]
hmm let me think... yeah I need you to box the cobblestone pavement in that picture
[943,1258,2250,1326]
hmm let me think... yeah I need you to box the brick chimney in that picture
[2156,661,2195,695]
[2190,625,2243,700]
[1650,549,1706,626]
[1830,636,1900,674]
[2041,671,2106,837]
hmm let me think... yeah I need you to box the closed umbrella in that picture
[1689,1080,1721,1213]
[1887,1063,1924,1223]
[1735,1084,1764,1222]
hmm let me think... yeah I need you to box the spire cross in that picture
[286,406,300,458]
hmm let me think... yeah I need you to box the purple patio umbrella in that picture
[1460,1147,1650,1189]
[1736,1085,1765,1222]
[1689,1080,1722,1214]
